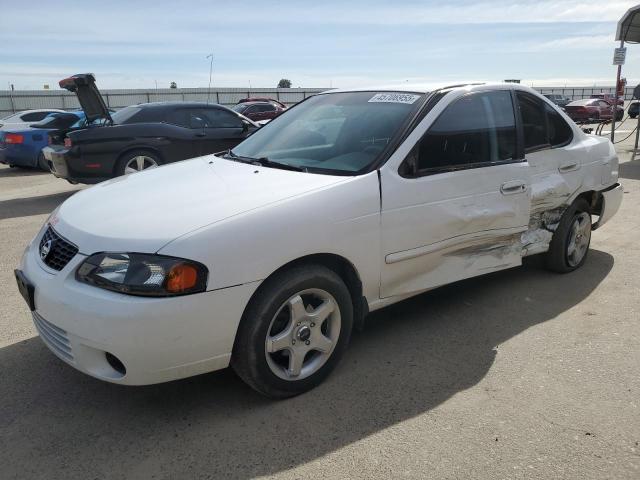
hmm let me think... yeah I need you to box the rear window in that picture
[21,111,52,122]
[111,106,142,124]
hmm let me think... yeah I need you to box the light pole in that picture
[206,53,214,104]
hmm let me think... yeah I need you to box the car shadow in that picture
[0,250,614,478]
[0,191,78,220]
[619,159,640,181]
[0,165,48,178]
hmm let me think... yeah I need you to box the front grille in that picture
[32,312,74,362]
[39,226,78,271]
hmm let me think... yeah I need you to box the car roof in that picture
[238,101,276,106]
[321,82,540,96]
[132,102,235,110]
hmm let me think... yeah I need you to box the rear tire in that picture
[37,152,49,171]
[232,265,353,399]
[545,198,592,273]
[115,150,161,176]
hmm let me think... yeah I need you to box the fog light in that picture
[105,352,126,375]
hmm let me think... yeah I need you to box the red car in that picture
[565,99,623,122]
[236,97,287,108]
[590,93,624,106]
[231,101,286,122]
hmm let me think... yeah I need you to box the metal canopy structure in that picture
[609,4,640,143]
[616,5,640,43]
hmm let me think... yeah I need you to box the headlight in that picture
[76,253,208,297]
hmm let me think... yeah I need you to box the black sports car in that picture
[44,74,259,184]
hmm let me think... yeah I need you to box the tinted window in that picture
[200,108,243,128]
[231,104,249,113]
[166,109,191,128]
[111,106,142,124]
[414,90,516,172]
[546,105,573,147]
[21,111,51,121]
[30,113,80,129]
[516,92,548,151]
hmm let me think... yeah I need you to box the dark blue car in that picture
[0,111,84,170]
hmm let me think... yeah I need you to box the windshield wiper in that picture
[223,150,305,172]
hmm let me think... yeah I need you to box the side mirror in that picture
[242,120,250,132]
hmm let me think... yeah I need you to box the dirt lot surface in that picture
[0,131,638,479]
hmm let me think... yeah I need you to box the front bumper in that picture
[593,183,623,230]
[19,229,260,385]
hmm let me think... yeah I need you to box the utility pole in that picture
[206,53,214,104]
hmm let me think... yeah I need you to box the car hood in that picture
[52,156,348,254]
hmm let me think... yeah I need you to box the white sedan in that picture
[16,83,623,398]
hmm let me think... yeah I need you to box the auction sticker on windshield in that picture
[368,93,421,104]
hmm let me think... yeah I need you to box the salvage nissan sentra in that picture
[15,83,623,398]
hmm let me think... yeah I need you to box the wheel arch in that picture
[247,253,368,332]
[574,190,602,217]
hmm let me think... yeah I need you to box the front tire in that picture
[232,265,353,398]
[545,198,592,273]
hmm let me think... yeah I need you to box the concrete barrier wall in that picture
[0,87,329,118]
[0,85,635,118]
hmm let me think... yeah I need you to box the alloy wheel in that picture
[124,155,158,175]
[265,288,341,381]
[566,212,591,267]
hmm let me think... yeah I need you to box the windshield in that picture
[230,91,425,174]
[111,106,142,124]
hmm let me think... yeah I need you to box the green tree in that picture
[170,82,177,89]
[277,78,292,88]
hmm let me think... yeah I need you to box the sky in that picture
[0,0,639,90]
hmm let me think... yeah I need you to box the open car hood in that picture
[58,74,112,124]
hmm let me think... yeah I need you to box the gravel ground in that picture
[0,133,638,479]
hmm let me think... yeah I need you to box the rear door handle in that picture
[500,181,527,195]
[559,162,580,173]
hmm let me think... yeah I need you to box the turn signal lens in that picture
[166,264,199,293]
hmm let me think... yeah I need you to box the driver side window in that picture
[402,90,518,176]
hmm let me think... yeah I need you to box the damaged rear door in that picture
[380,89,531,298]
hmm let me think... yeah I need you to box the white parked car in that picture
[16,83,623,398]
[0,109,67,129]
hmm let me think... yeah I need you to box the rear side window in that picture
[546,104,573,147]
[517,92,573,151]
[21,111,51,121]
[412,90,517,173]
[516,92,548,152]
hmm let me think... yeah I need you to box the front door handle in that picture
[500,181,527,195]
[559,162,580,173]
[194,132,206,137]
